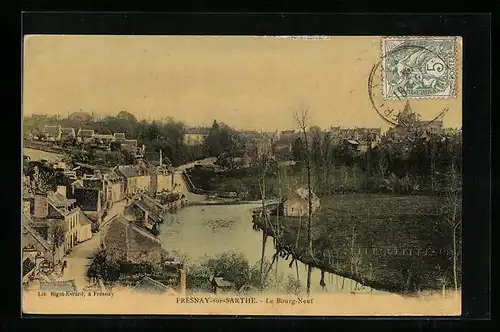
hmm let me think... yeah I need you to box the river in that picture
[159,204,392,295]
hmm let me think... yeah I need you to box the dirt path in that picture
[55,235,101,291]
[55,200,127,291]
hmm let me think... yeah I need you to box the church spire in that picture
[396,100,417,127]
[402,99,413,115]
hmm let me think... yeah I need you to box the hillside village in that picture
[22,103,462,296]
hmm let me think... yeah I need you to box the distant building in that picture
[103,172,124,207]
[113,132,126,143]
[184,128,207,146]
[122,139,138,152]
[93,134,114,147]
[241,151,251,168]
[115,165,151,195]
[60,128,76,141]
[77,129,95,143]
[43,125,61,141]
[385,101,444,142]
[152,167,174,194]
[283,187,320,217]
[343,139,361,153]
[147,150,174,194]
[103,215,163,265]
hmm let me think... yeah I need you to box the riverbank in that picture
[187,199,271,206]
[252,193,460,295]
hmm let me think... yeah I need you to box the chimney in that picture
[178,267,186,295]
[159,150,163,167]
[56,186,67,199]
[33,194,48,218]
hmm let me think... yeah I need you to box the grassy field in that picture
[264,194,460,294]
[23,147,64,162]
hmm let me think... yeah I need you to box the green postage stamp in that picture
[381,36,458,100]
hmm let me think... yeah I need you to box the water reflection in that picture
[159,204,390,295]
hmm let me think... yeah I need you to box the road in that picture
[174,157,216,172]
[172,157,216,202]
[54,200,127,291]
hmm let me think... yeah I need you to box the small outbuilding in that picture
[283,187,320,217]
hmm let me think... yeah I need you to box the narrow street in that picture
[54,199,127,291]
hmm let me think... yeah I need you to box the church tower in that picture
[396,100,417,127]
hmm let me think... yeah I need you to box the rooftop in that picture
[78,129,95,137]
[131,276,173,294]
[116,165,145,178]
[48,191,76,207]
[73,188,100,211]
[22,216,51,252]
[212,277,234,288]
[94,134,114,139]
[134,200,163,224]
[103,215,162,264]
[61,128,75,134]
[185,127,209,135]
[43,125,61,135]
[78,210,92,227]
[294,187,319,202]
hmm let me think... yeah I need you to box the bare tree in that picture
[294,104,314,296]
[443,163,461,294]
[257,141,271,288]
[427,135,439,191]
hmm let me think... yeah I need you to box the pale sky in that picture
[22,35,462,132]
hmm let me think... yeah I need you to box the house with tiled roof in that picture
[47,187,82,253]
[131,276,177,295]
[43,125,61,141]
[113,132,126,142]
[122,139,138,151]
[184,127,208,146]
[22,214,54,262]
[115,165,151,195]
[23,187,91,263]
[77,129,95,143]
[60,127,76,140]
[210,276,234,294]
[283,187,320,217]
[103,215,162,265]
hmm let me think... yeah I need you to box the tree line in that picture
[289,127,462,196]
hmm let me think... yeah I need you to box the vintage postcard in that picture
[22,35,462,316]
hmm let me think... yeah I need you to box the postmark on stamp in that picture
[381,37,458,100]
